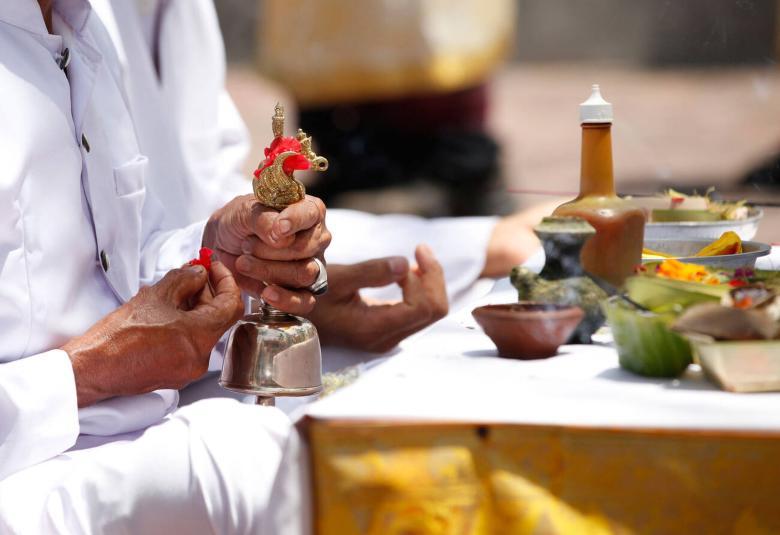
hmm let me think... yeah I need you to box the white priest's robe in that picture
[0,2,291,532]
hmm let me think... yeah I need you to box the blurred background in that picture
[215,0,780,242]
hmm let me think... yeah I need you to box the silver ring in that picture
[308,258,328,295]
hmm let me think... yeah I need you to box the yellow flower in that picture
[655,259,721,285]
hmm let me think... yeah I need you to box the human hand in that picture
[307,245,449,353]
[201,194,330,314]
[62,262,244,408]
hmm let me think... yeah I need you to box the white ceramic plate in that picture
[644,208,763,241]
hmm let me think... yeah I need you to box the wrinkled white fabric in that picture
[0,0,202,480]
[0,399,291,534]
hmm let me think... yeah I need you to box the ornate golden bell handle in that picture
[253,151,307,211]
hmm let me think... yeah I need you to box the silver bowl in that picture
[644,208,763,241]
[643,239,771,269]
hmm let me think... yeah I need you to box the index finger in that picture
[271,195,325,241]
[327,257,409,299]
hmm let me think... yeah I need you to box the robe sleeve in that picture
[325,209,498,303]
[0,350,79,481]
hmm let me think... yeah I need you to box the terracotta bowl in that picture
[472,302,585,359]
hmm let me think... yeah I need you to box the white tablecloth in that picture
[299,246,780,432]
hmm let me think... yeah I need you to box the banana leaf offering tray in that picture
[604,259,780,392]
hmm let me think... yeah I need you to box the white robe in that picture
[0,1,291,532]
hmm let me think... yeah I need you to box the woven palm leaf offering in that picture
[604,258,780,384]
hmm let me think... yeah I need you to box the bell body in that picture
[220,306,323,398]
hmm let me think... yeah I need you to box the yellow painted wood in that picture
[308,421,780,534]
[259,0,515,105]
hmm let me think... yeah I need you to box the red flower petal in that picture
[188,247,213,270]
[282,154,311,174]
[257,136,304,174]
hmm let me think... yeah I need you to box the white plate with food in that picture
[645,208,763,241]
[630,190,763,241]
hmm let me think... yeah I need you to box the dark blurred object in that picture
[514,0,778,65]
[646,0,778,65]
[743,154,780,189]
[213,0,257,63]
[300,85,501,216]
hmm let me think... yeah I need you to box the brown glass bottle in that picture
[553,117,645,287]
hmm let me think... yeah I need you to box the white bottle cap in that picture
[580,84,613,124]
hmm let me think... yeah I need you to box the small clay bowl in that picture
[472,302,585,359]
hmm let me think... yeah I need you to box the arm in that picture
[0,351,80,480]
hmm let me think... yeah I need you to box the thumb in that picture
[330,257,409,295]
[156,265,209,308]
[194,261,244,327]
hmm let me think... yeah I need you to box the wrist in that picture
[61,337,111,408]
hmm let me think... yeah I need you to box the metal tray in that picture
[643,239,771,269]
[645,208,763,241]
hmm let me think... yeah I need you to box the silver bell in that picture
[220,302,322,405]
[220,103,327,406]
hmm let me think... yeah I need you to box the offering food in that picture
[643,231,743,259]
[641,237,769,269]
[602,297,692,378]
[672,285,780,392]
[692,231,743,256]
[639,190,763,241]
[638,260,780,291]
[628,260,778,312]
[613,259,780,388]
[633,189,751,223]
[672,282,779,342]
